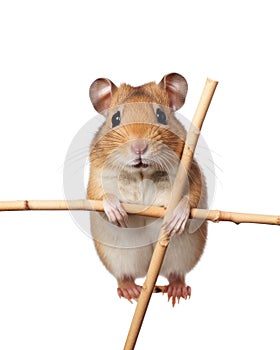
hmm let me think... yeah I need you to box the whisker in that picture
[59,149,89,172]
[64,146,90,160]
[157,150,177,171]
[208,160,223,175]
[64,149,89,165]
[196,144,223,158]
[62,157,89,174]
[64,157,91,178]
[202,164,221,183]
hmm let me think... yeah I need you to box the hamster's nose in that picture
[131,139,148,155]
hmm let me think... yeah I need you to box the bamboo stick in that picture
[123,78,218,350]
[0,199,163,217]
[0,200,279,226]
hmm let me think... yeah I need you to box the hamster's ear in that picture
[89,78,117,114]
[159,73,188,111]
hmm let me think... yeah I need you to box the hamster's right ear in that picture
[89,78,117,115]
[159,73,188,111]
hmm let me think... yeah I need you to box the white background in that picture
[0,1,280,349]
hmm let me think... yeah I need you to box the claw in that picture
[117,280,142,303]
[162,275,191,306]
[103,194,128,227]
[163,195,190,236]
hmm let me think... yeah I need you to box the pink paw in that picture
[163,195,190,236]
[103,194,128,228]
[163,282,191,307]
[117,281,142,303]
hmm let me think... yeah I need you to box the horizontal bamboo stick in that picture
[0,200,279,225]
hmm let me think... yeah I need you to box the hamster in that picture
[87,73,207,306]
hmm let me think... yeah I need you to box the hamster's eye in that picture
[156,108,167,125]
[111,111,121,128]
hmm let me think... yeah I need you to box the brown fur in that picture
[87,74,207,300]
[110,82,170,106]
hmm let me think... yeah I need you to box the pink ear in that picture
[159,73,188,111]
[89,78,117,114]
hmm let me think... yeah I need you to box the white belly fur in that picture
[91,166,207,280]
[90,210,207,281]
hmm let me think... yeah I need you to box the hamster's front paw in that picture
[103,194,128,228]
[163,195,190,236]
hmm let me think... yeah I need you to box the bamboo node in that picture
[24,200,30,210]
[142,283,147,291]
[212,210,221,223]
[186,147,194,157]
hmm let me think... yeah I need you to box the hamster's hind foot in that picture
[163,274,191,306]
[117,278,142,303]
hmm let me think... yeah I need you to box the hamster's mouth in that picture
[130,158,149,168]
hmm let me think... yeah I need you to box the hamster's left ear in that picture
[159,73,188,111]
[89,78,117,115]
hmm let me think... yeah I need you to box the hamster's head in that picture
[89,73,188,173]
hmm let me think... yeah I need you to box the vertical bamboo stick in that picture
[123,78,218,350]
